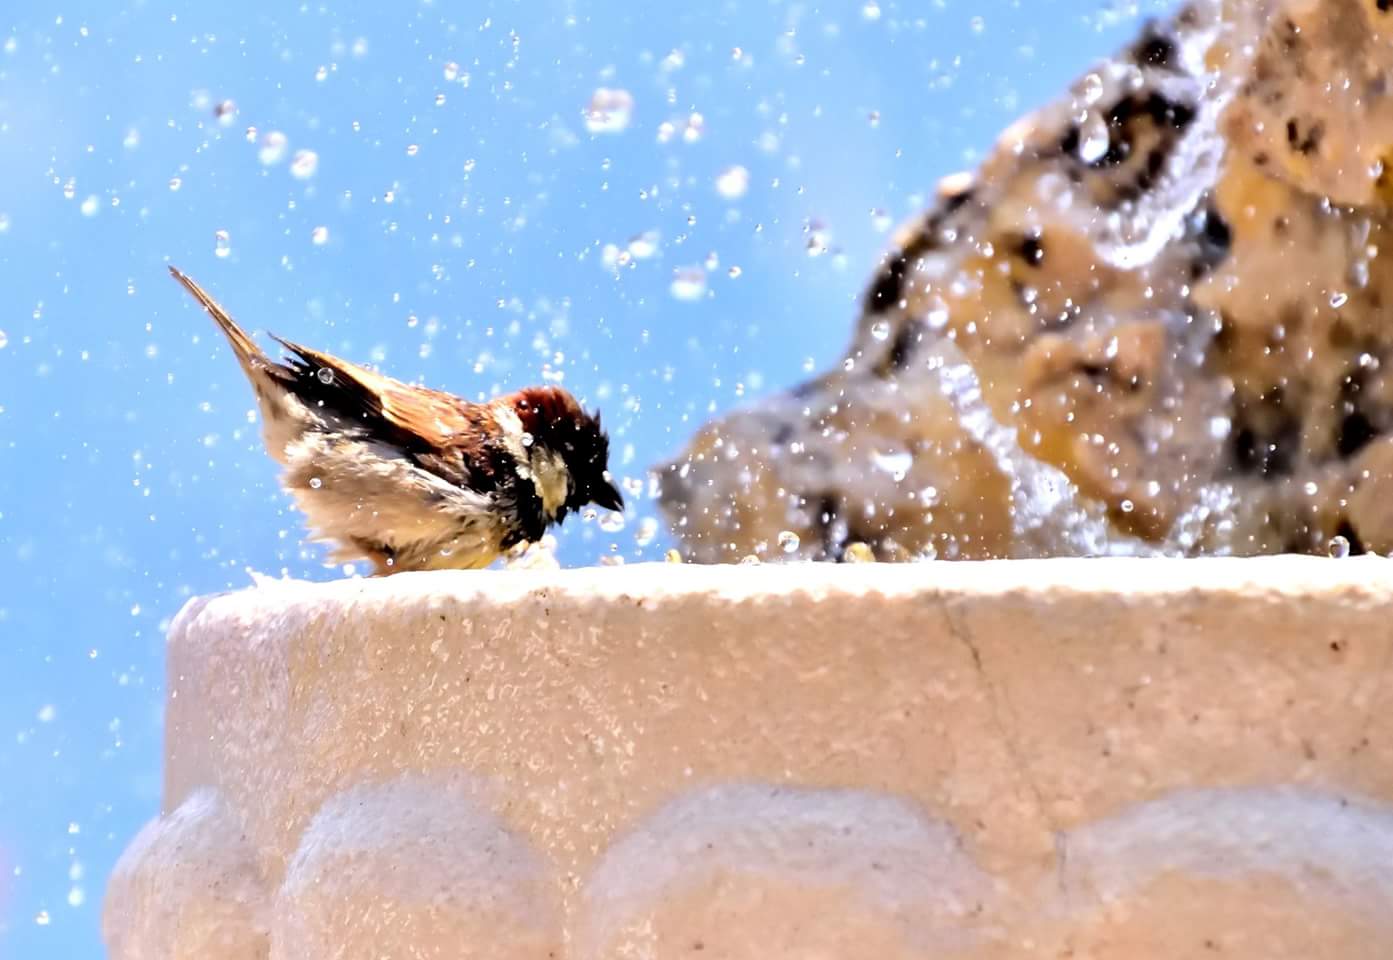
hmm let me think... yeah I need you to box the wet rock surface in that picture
[657,0,1393,562]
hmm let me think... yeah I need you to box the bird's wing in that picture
[269,335,481,448]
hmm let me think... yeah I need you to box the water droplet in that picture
[443,61,460,81]
[258,130,288,166]
[1119,499,1135,514]
[599,511,625,533]
[635,517,659,547]
[316,367,334,384]
[871,319,891,341]
[777,530,801,553]
[309,476,323,489]
[843,542,876,563]
[34,911,50,926]
[63,178,76,200]
[715,165,750,199]
[727,265,742,278]
[870,208,893,232]
[290,149,319,180]
[214,229,231,258]
[739,554,761,565]
[1329,535,1351,559]
[1081,72,1104,105]
[79,195,100,217]
[872,449,913,481]
[311,225,329,246]
[0,330,9,350]
[584,87,634,134]
[0,212,10,233]
[669,267,707,301]
[405,143,420,157]
[862,0,882,20]
[1330,291,1349,308]
[214,99,238,126]
[520,431,533,447]
[627,230,660,259]
[1076,112,1110,164]
[434,92,446,106]
[168,177,182,192]
[969,15,985,33]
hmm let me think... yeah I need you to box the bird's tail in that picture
[168,265,306,463]
[168,265,271,381]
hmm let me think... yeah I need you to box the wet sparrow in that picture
[169,266,622,575]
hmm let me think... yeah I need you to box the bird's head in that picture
[506,386,623,525]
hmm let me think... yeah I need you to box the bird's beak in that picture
[592,477,625,512]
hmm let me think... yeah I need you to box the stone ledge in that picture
[104,557,1393,958]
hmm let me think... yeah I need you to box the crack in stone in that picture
[934,593,1069,892]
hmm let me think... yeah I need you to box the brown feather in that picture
[509,385,586,437]
[270,333,486,451]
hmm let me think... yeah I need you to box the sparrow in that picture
[168,265,623,575]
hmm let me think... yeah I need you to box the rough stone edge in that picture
[170,556,1393,620]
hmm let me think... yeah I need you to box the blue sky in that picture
[0,1,1162,955]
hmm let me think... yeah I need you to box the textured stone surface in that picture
[657,0,1393,563]
[104,557,1393,958]
[102,789,268,959]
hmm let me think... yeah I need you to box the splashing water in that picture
[584,88,634,134]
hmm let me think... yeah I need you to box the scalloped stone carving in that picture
[104,559,1393,958]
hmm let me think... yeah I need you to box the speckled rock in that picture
[657,0,1393,562]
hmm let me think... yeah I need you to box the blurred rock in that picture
[658,0,1393,562]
